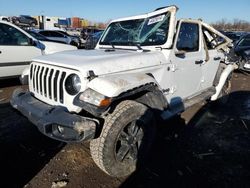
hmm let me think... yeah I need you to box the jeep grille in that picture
[30,63,67,104]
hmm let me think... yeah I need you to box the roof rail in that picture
[154,5,179,11]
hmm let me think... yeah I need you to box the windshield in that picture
[237,36,250,47]
[99,12,170,46]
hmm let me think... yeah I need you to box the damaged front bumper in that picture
[10,90,99,142]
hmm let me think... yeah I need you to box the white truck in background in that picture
[38,16,66,31]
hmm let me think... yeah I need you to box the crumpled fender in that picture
[86,73,158,97]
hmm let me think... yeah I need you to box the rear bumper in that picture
[10,89,98,143]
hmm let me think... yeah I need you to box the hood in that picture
[40,41,77,54]
[32,49,166,77]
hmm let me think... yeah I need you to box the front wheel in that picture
[31,22,36,27]
[90,100,156,177]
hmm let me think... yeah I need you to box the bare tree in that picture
[212,19,250,31]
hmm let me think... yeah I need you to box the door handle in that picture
[214,57,221,61]
[195,60,203,64]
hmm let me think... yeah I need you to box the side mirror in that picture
[34,40,46,50]
[175,50,186,58]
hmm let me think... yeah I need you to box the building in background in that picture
[71,17,81,28]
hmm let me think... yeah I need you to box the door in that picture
[201,25,225,89]
[170,21,204,100]
[0,22,41,77]
[47,31,69,44]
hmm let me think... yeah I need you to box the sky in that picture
[0,0,249,24]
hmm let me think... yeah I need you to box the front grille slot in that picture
[53,70,60,101]
[39,67,44,94]
[30,64,33,80]
[59,72,66,103]
[30,63,68,105]
[44,68,49,97]
[48,69,54,99]
[32,65,37,90]
[36,66,40,92]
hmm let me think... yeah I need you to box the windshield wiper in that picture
[103,42,116,52]
[109,42,115,49]
[130,42,150,52]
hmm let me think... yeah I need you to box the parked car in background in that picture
[81,27,104,40]
[233,34,250,71]
[0,21,76,79]
[85,31,103,49]
[26,30,66,44]
[38,30,80,47]
[224,31,243,43]
[12,15,37,27]
[56,30,82,47]
[227,33,250,72]
[0,16,10,22]
[234,34,250,53]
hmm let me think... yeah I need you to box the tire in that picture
[14,20,20,25]
[70,41,78,47]
[31,22,36,27]
[90,100,156,177]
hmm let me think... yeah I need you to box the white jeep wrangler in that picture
[11,6,237,177]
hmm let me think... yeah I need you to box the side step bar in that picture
[161,87,215,120]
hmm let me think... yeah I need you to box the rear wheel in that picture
[90,100,156,177]
[70,41,78,47]
[14,20,20,25]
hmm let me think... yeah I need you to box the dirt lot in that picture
[0,72,249,188]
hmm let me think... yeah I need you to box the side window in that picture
[176,22,199,52]
[50,31,64,37]
[202,26,226,49]
[202,27,215,49]
[39,31,50,37]
[0,23,30,45]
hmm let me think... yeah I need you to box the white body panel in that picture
[45,36,71,44]
[0,46,41,77]
[0,21,76,78]
[42,41,76,54]
[87,73,158,97]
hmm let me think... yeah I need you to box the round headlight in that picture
[65,74,81,95]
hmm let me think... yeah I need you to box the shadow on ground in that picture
[0,78,20,88]
[121,91,250,188]
[0,102,65,188]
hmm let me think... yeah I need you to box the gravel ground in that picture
[0,72,249,188]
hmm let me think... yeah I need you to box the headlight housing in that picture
[65,74,81,95]
[79,88,111,107]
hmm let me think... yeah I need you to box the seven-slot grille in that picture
[30,63,67,104]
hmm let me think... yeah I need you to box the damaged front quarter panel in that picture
[86,73,158,98]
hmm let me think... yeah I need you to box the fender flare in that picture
[87,73,159,98]
[86,73,168,112]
